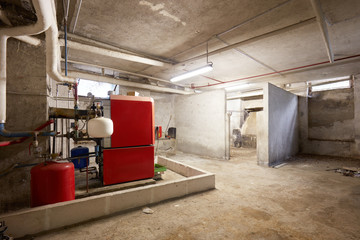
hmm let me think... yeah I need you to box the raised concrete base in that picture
[0,156,215,238]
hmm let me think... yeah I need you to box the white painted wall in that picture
[175,90,226,159]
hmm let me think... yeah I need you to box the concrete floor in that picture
[30,148,360,240]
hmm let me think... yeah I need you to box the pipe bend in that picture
[0,0,53,37]
[45,20,76,84]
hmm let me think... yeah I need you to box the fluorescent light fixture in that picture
[194,90,202,93]
[308,76,349,85]
[170,64,213,82]
[312,80,350,92]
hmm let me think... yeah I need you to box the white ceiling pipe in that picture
[0,0,53,37]
[46,24,75,83]
[0,9,41,46]
[13,36,41,46]
[0,36,7,123]
[62,58,184,87]
[59,39,166,67]
[0,0,55,123]
[45,0,75,84]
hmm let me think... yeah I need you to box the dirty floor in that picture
[31,148,360,240]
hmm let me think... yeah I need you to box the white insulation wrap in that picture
[88,117,114,138]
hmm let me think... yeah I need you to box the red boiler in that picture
[31,161,75,207]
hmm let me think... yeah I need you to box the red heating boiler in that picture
[31,161,75,207]
[102,95,155,185]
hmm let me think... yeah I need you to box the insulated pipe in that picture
[0,36,7,123]
[59,39,166,67]
[0,9,42,46]
[45,1,75,84]
[0,0,53,37]
[0,123,55,137]
[13,36,41,46]
[0,0,57,137]
[0,0,54,123]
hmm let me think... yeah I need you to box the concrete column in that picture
[352,75,360,157]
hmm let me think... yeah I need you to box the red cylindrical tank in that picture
[31,161,75,207]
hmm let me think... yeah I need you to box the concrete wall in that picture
[308,89,354,141]
[241,112,257,148]
[0,39,48,213]
[256,110,268,165]
[299,76,360,157]
[175,90,226,159]
[227,99,241,147]
[257,83,299,166]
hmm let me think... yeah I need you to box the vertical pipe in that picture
[52,119,57,154]
[61,118,64,156]
[0,36,8,123]
[67,119,70,158]
[64,22,68,76]
[225,112,231,160]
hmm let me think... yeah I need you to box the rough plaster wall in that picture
[175,90,226,159]
[241,112,257,135]
[0,39,48,213]
[256,110,268,166]
[152,92,176,155]
[308,89,354,141]
[152,92,175,129]
[353,75,360,157]
[268,83,298,166]
[227,99,241,146]
[242,99,263,110]
[299,76,360,158]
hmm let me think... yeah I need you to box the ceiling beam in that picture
[177,17,317,65]
[215,36,283,77]
[66,70,192,95]
[172,0,292,59]
[310,0,334,63]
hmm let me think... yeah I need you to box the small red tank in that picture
[31,161,75,207]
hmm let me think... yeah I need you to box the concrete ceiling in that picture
[6,0,360,94]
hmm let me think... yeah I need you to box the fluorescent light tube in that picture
[170,64,213,82]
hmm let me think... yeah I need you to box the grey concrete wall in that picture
[256,85,269,166]
[353,75,360,157]
[308,89,354,141]
[257,83,299,166]
[299,76,360,158]
[268,83,299,166]
[175,90,226,159]
[0,39,48,213]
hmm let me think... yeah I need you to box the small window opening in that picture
[78,79,116,98]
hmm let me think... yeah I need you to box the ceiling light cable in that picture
[170,41,214,82]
